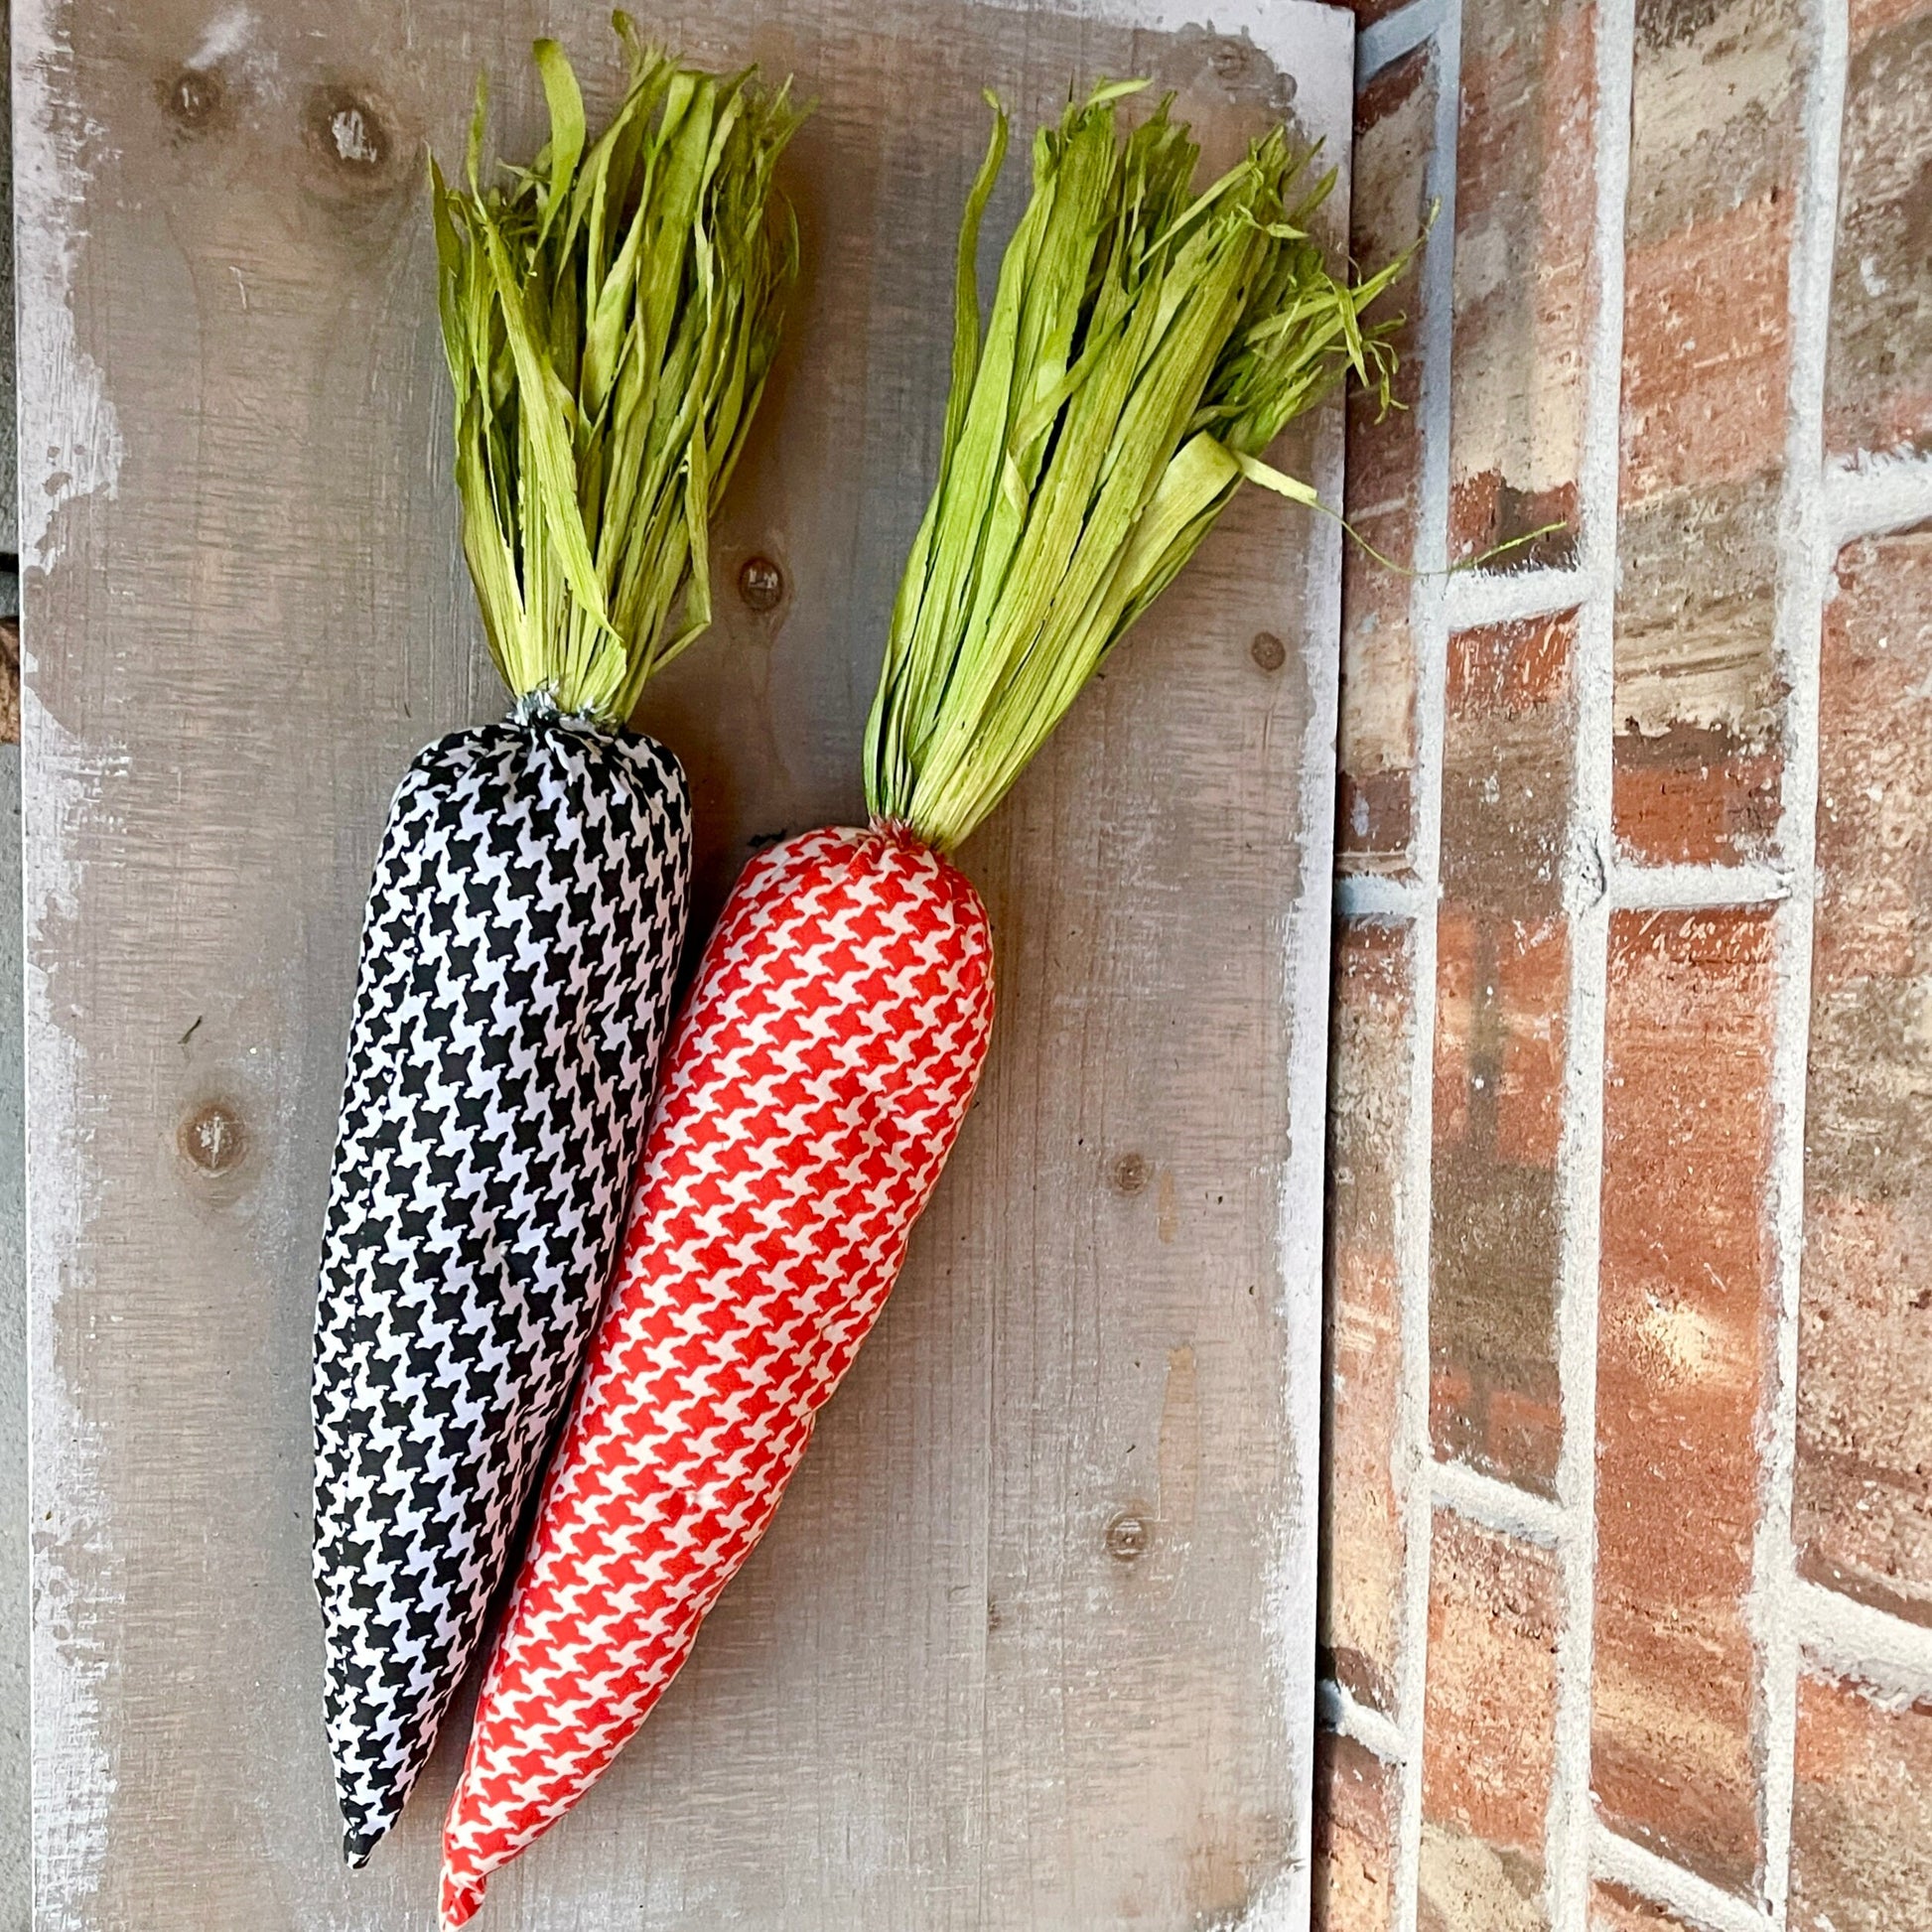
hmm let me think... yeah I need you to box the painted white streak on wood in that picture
[1,740,30,1921]
[22,709,122,1932]
[11,0,122,568]
[972,0,1357,79]
[1251,322,1343,1932]
[1256,24,1354,1932]
[15,2,124,1918]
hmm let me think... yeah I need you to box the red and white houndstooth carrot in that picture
[439,82,1407,1925]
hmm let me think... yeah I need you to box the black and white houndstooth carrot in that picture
[311,25,799,1863]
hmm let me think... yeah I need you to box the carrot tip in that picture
[440,1872,485,1929]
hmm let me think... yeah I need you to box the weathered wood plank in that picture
[18,0,1351,1925]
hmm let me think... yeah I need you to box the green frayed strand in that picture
[864,82,1417,854]
[432,17,803,726]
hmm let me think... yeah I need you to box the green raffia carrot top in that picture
[430,19,802,726]
[865,79,1414,854]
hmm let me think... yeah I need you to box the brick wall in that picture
[1317,0,1932,1924]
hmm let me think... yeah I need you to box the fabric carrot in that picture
[438,82,1406,1923]
[311,25,799,1863]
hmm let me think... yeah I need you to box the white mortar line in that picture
[1333,871,1431,920]
[1357,0,1449,82]
[1344,857,1796,922]
[1754,0,1847,1916]
[1822,449,1932,543]
[1440,562,1600,635]
[1388,3,1462,1923]
[1606,861,1792,910]
[1593,1825,1778,1932]
[1430,1459,1565,1547]
[1317,1675,1411,1765]
[1544,0,1637,1917]
[1789,1578,1932,1702]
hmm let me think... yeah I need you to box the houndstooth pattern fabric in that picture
[438,823,996,1926]
[313,705,692,1865]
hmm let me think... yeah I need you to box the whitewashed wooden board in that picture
[16,0,1352,1926]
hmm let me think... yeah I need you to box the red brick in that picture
[1339,538,1419,869]
[1620,191,1795,502]
[1808,530,1932,987]
[1624,0,1802,253]
[1448,612,1574,715]
[1594,908,1778,1895]
[1795,529,1932,1624]
[0,619,18,746]
[1430,612,1576,1490]
[1350,50,1435,531]
[1312,1729,1401,1932]
[1791,1671,1932,1932]
[1630,0,1808,240]
[1826,0,1932,460]
[1424,1513,1561,1849]
[1419,1824,1550,1932]
[1588,1884,1701,1931]
[1322,918,1418,1713]
[1612,479,1785,866]
[1449,0,1594,571]
[1419,1513,1559,1929]
[1850,0,1926,42]
[1340,48,1439,872]
[1444,612,1578,909]
[1432,915,1568,1488]
[1611,740,1783,867]
[1613,0,1804,866]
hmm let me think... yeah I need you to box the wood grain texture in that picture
[17,1,1352,1926]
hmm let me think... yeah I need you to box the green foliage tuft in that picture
[863,83,1416,853]
[432,19,803,726]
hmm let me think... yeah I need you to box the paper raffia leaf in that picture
[431,32,802,724]
[1227,446,1319,504]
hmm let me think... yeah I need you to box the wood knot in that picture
[161,64,228,135]
[313,89,387,168]
[1110,1152,1151,1196]
[737,555,785,614]
[180,1102,246,1175]
[302,84,408,204]
[1210,38,1252,83]
[1250,630,1287,674]
[1105,1511,1152,1563]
